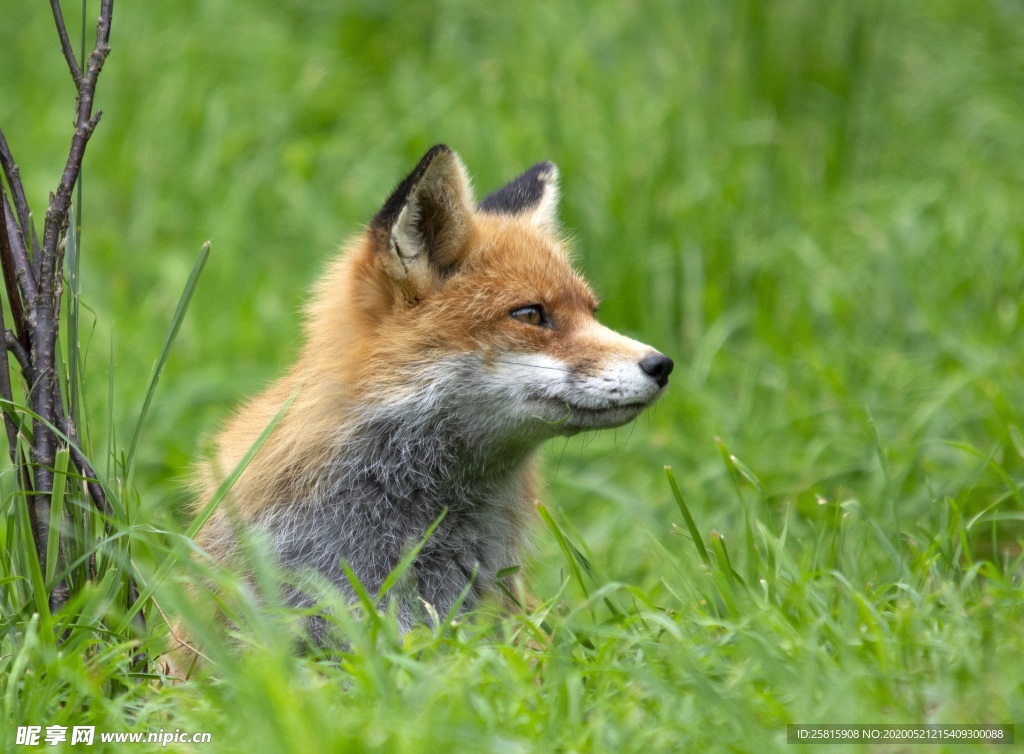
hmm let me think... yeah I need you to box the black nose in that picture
[639,353,674,388]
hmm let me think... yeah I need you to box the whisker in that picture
[625,417,638,448]
[491,359,571,373]
[553,436,570,481]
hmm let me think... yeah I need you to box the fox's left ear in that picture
[478,161,560,232]
[370,145,475,293]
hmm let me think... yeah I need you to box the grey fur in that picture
[199,356,539,637]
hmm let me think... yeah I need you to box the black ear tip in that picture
[424,143,453,159]
[478,160,559,216]
[536,160,557,177]
[372,145,459,232]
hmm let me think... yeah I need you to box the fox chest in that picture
[259,449,534,604]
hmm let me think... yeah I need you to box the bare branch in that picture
[1,188,36,295]
[27,0,114,614]
[0,338,20,468]
[0,316,110,517]
[5,330,31,375]
[0,186,33,349]
[50,0,84,90]
[40,110,105,301]
[0,128,42,274]
[40,1,113,265]
[0,188,28,481]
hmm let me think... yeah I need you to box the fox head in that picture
[306,145,672,447]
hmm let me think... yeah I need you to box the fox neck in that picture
[253,390,540,621]
[322,394,539,514]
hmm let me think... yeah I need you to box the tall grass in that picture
[1,0,1022,751]
[0,238,211,740]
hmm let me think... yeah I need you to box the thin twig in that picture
[0,333,20,468]
[5,331,31,375]
[0,154,38,518]
[39,1,112,278]
[50,0,84,90]
[152,596,212,679]
[129,578,147,673]
[0,138,40,297]
[39,0,114,302]
[39,112,103,298]
[0,188,30,351]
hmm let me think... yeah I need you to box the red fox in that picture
[181,145,672,658]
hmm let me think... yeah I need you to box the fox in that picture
[171,145,672,669]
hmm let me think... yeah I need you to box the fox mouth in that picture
[564,402,650,428]
[529,396,655,431]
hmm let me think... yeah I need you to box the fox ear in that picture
[478,161,559,232]
[371,145,475,291]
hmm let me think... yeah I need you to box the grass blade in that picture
[45,447,70,584]
[186,387,297,539]
[377,508,447,600]
[122,386,298,632]
[709,530,739,616]
[715,438,761,585]
[537,503,590,601]
[665,465,710,566]
[126,241,211,471]
[16,434,52,637]
[67,203,82,429]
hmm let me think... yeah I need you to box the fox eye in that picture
[510,305,549,327]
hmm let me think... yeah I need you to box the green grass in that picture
[2,0,1024,751]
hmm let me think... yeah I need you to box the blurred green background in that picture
[4,2,1024,749]
[2,0,1022,588]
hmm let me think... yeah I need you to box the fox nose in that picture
[639,353,674,388]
